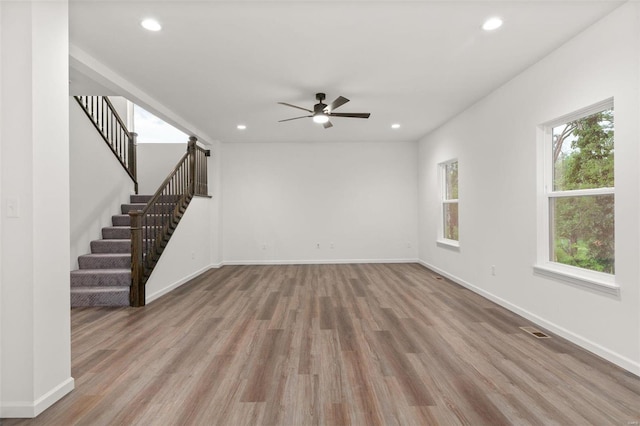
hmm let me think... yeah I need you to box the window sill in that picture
[436,239,460,250]
[533,263,619,296]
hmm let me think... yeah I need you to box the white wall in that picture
[418,2,640,375]
[0,2,4,412]
[1,0,74,417]
[210,141,223,266]
[69,100,135,269]
[145,197,214,304]
[222,140,418,264]
[136,142,187,195]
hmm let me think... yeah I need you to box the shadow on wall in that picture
[70,184,130,247]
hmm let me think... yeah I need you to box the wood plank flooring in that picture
[5,263,640,425]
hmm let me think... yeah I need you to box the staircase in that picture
[71,96,209,308]
[70,194,151,307]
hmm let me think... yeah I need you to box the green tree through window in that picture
[441,160,459,242]
[550,108,614,273]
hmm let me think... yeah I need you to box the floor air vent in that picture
[520,326,551,339]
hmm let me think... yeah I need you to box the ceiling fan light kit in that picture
[313,114,329,124]
[278,92,371,129]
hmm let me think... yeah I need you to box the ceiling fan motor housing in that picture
[314,93,327,114]
[314,102,327,114]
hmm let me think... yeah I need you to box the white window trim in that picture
[548,187,614,198]
[438,159,459,248]
[437,238,460,249]
[534,98,618,294]
[533,263,618,295]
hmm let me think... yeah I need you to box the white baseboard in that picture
[417,260,640,377]
[146,264,214,304]
[1,377,74,418]
[221,258,419,266]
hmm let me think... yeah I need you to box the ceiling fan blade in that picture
[278,102,313,113]
[323,121,333,129]
[325,96,349,112]
[278,115,312,122]
[329,112,371,119]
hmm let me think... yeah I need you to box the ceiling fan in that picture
[278,93,371,129]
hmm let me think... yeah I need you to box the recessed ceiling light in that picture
[237,124,247,130]
[391,123,401,129]
[482,17,503,31]
[141,19,162,32]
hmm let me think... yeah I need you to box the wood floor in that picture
[5,264,640,425]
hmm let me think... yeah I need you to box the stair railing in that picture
[74,96,138,193]
[129,137,209,307]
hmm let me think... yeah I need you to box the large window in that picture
[538,99,615,289]
[133,104,188,143]
[439,160,459,245]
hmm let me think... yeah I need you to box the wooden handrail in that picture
[138,151,189,217]
[74,95,138,193]
[129,136,209,306]
[102,96,131,138]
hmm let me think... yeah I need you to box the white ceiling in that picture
[69,1,623,144]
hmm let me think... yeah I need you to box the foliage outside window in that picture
[440,160,459,242]
[548,104,614,274]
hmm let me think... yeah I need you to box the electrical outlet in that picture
[330,243,334,249]
[316,243,320,249]
[491,265,496,276]
[191,252,196,260]
[407,242,412,248]
[261,244,267,250]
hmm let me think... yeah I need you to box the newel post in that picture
[188,136,197,196]
[129,132,138,194]
[130,210,145,307]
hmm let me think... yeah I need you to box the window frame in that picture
[534,98,618,295]
[438,159,459,248]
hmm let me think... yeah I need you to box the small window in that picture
[439,160,459,245]
[540,100,614,280]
